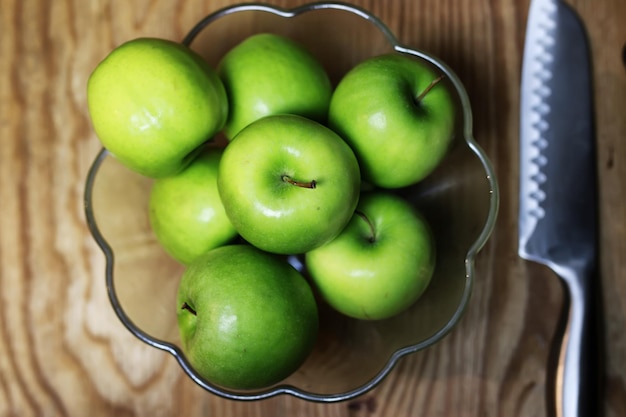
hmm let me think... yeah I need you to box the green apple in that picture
[87,37,228,178]
[217,114,361,255]
[305,191,436,320]
[177,244,319,390]
[217,33,332,140]
[328,53,456,189]
[148,146,238,265]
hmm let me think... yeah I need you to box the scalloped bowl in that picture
[84,2,499,402]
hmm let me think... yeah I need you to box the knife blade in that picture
[518,1,599,417]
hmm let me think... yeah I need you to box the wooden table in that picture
[1,0,624,416]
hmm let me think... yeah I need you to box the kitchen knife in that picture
[518,1,599,417]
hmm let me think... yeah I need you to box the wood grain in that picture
[1,0,624,416]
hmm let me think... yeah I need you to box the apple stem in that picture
[355,210,376,243]
[282,175,317,189]
[181,302,197,316]
[415,74,445,103]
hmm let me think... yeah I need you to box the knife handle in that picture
[553,262,602,417]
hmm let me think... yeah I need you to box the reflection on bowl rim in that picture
[83,1,499,403]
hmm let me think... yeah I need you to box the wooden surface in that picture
[1,0,624,416]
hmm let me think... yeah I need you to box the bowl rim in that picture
[83,0,500,403]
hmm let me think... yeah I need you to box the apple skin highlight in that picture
[217,114,361,255]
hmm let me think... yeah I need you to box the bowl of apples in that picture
[84,1,499,402]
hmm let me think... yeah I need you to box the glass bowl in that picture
[84,1,499,402]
